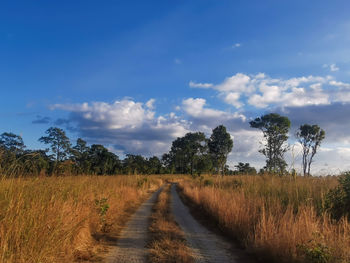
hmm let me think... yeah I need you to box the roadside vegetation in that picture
[0,175,162,263]
[179,174,350,263]
[148,183,193,263]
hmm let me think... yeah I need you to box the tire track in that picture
[170,184,239,263]
[104,187,162,263]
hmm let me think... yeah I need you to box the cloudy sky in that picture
[1,0,350,174]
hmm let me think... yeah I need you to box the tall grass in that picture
[180,175,350,263]
[0,175,162,263]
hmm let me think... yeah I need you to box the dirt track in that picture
[170,184,239,263]
[104,187,162,263]
[105,184,252,263]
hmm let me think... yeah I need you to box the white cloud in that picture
[329,80,350,88]
[330,63,339,72]
[223,92,243,108]
[323,63,339,72]
[146,98,156,109]
[182,98,246,121]
[232,43,241,48]
[193,73,350,109]
[214,73,252,92]
[189,81,213,88]
[51,99,190,156]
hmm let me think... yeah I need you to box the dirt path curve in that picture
[104,187,163,263]
[170,184,239,263]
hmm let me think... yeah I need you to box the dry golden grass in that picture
[148,183,194,263]
[180,175,350,263]
[0,175,163,263]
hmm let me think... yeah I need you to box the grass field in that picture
[179,175,350,263]
[0,175,162,263]
[1,174,349,263]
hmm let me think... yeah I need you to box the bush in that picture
[298,233,332,263]
[203,179,214,187]
[325,171,350,220]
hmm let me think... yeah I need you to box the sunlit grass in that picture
[180,175,350,263]
[0,175,163,263]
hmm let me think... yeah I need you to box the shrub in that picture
[203,179,214,187]
[297,233,332,263]
[325,171,350,220]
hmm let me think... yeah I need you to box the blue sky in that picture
[1,0,350,174]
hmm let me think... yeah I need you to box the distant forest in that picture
[0,113,325,177]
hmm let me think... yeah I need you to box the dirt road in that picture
[104,184,252,263]
[170,184,240,263]
[104,187,162,263]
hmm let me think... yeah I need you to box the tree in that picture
[234,162,257,175]
[168,132,207,175]
[122,154,146,175]
[208,125,233,176]
[250,113,290,175]
[296,124,325,176]
[0,132,25,153]
[38,127,71,162]
[89,144,121,175]
[71,138,91,174]
[147,156,162,174]
[161,153,175,174]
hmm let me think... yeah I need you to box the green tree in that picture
[250,113,290,175]
[161,153,175,174]
[38,127,71,162]
[208,125,233,176]
[123,154,146,175]
[89,144,121,175]
[0,132,25,153]
[147,156,162,174]
[71,138,91,174]
[168,132,207,175]
[296,124,325,176]
[234,162,257,175]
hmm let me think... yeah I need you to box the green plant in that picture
[203,179,213,187]
[94,197,109,232]
[325,171,350,220]
[137,177,148,187]
[297,233,331,263]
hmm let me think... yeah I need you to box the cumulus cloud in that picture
[51,99,190,156]
[146,98,156,109]
[193,72,350,109]
[182,98,246,124]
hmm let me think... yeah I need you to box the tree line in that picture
[0,113,325,177]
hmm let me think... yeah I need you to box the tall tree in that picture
[0,132,25,153]
[296,124,325,176]
[147,156,162,174]
[250,113,290,174]
[168,132,207,175]
[208,125,233,176]
[122,154,146,175]
[38,127,71,162]
[71,138,91,174]
[89,144,121,175]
